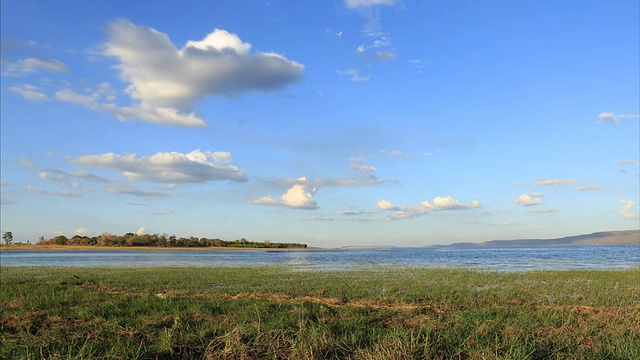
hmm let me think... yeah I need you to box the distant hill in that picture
[431,230,640,248]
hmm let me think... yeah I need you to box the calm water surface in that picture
[1,245,638,271]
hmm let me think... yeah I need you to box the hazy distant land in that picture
[431,230,640,248]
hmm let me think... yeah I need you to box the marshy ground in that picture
[1,266,639,359]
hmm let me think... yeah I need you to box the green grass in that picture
[1,266,639,359]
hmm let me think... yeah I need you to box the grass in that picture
[1,266,639,359]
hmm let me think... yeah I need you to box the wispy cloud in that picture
[349,156,377,173]
[106,186,175,198]
[533,178,578,186]
[10,84,49,101]
[24,185,82,198]
[20,158,34,169]
[616,159,639,166]
[338,68,370,82]
[345,0,397,9]
[597,112,640,125]
[38,169,116,187]
[620,199,640,219]
[576,185,601,191]
[3,57,69,76]
[528,208,559,214]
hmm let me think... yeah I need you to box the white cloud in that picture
[345,0,397,9]
[513,193,543,206]
[3,57,69,76]
[597,112,640,125]
[75,228,89,235]
[379,196,480,220]
[136,226,147,236]
[377,199,396,210]
[533,178,578,186]
[576,185,601,191]
[620,199,640,219]
[250,184,318,210]
[211,151,234,163]
[71,149,246,183]
[100,20,303,125]
[10,84,49,101]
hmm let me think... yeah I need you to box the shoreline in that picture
[0,244,333,251]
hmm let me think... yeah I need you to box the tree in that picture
[3,232,13,245]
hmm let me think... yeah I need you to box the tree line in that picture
[35,233,307,249]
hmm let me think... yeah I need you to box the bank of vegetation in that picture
[33,233,307,249]
[1,267,638,359]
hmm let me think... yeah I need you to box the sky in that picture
[1,0,639,247]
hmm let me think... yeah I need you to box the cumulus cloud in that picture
[533,178,578,186]
[376,199,397,210]
[597,112,640,125]
[3,57,69,76]
[513,193,543,206]
[71,149,246,183]
[98,20,303,126]
[378,196,480,220]
[10,84,48,101]
[136,226,147,235]
[250,184,318,210]
[620,199,640,219]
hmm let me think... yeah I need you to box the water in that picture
[1,245,638,271]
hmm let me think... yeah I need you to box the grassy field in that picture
[1,266,639,359]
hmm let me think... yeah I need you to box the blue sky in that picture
[1,0,638,247]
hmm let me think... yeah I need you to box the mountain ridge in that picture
[430,230,640,248]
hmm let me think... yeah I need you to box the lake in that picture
[1,245,638,271]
